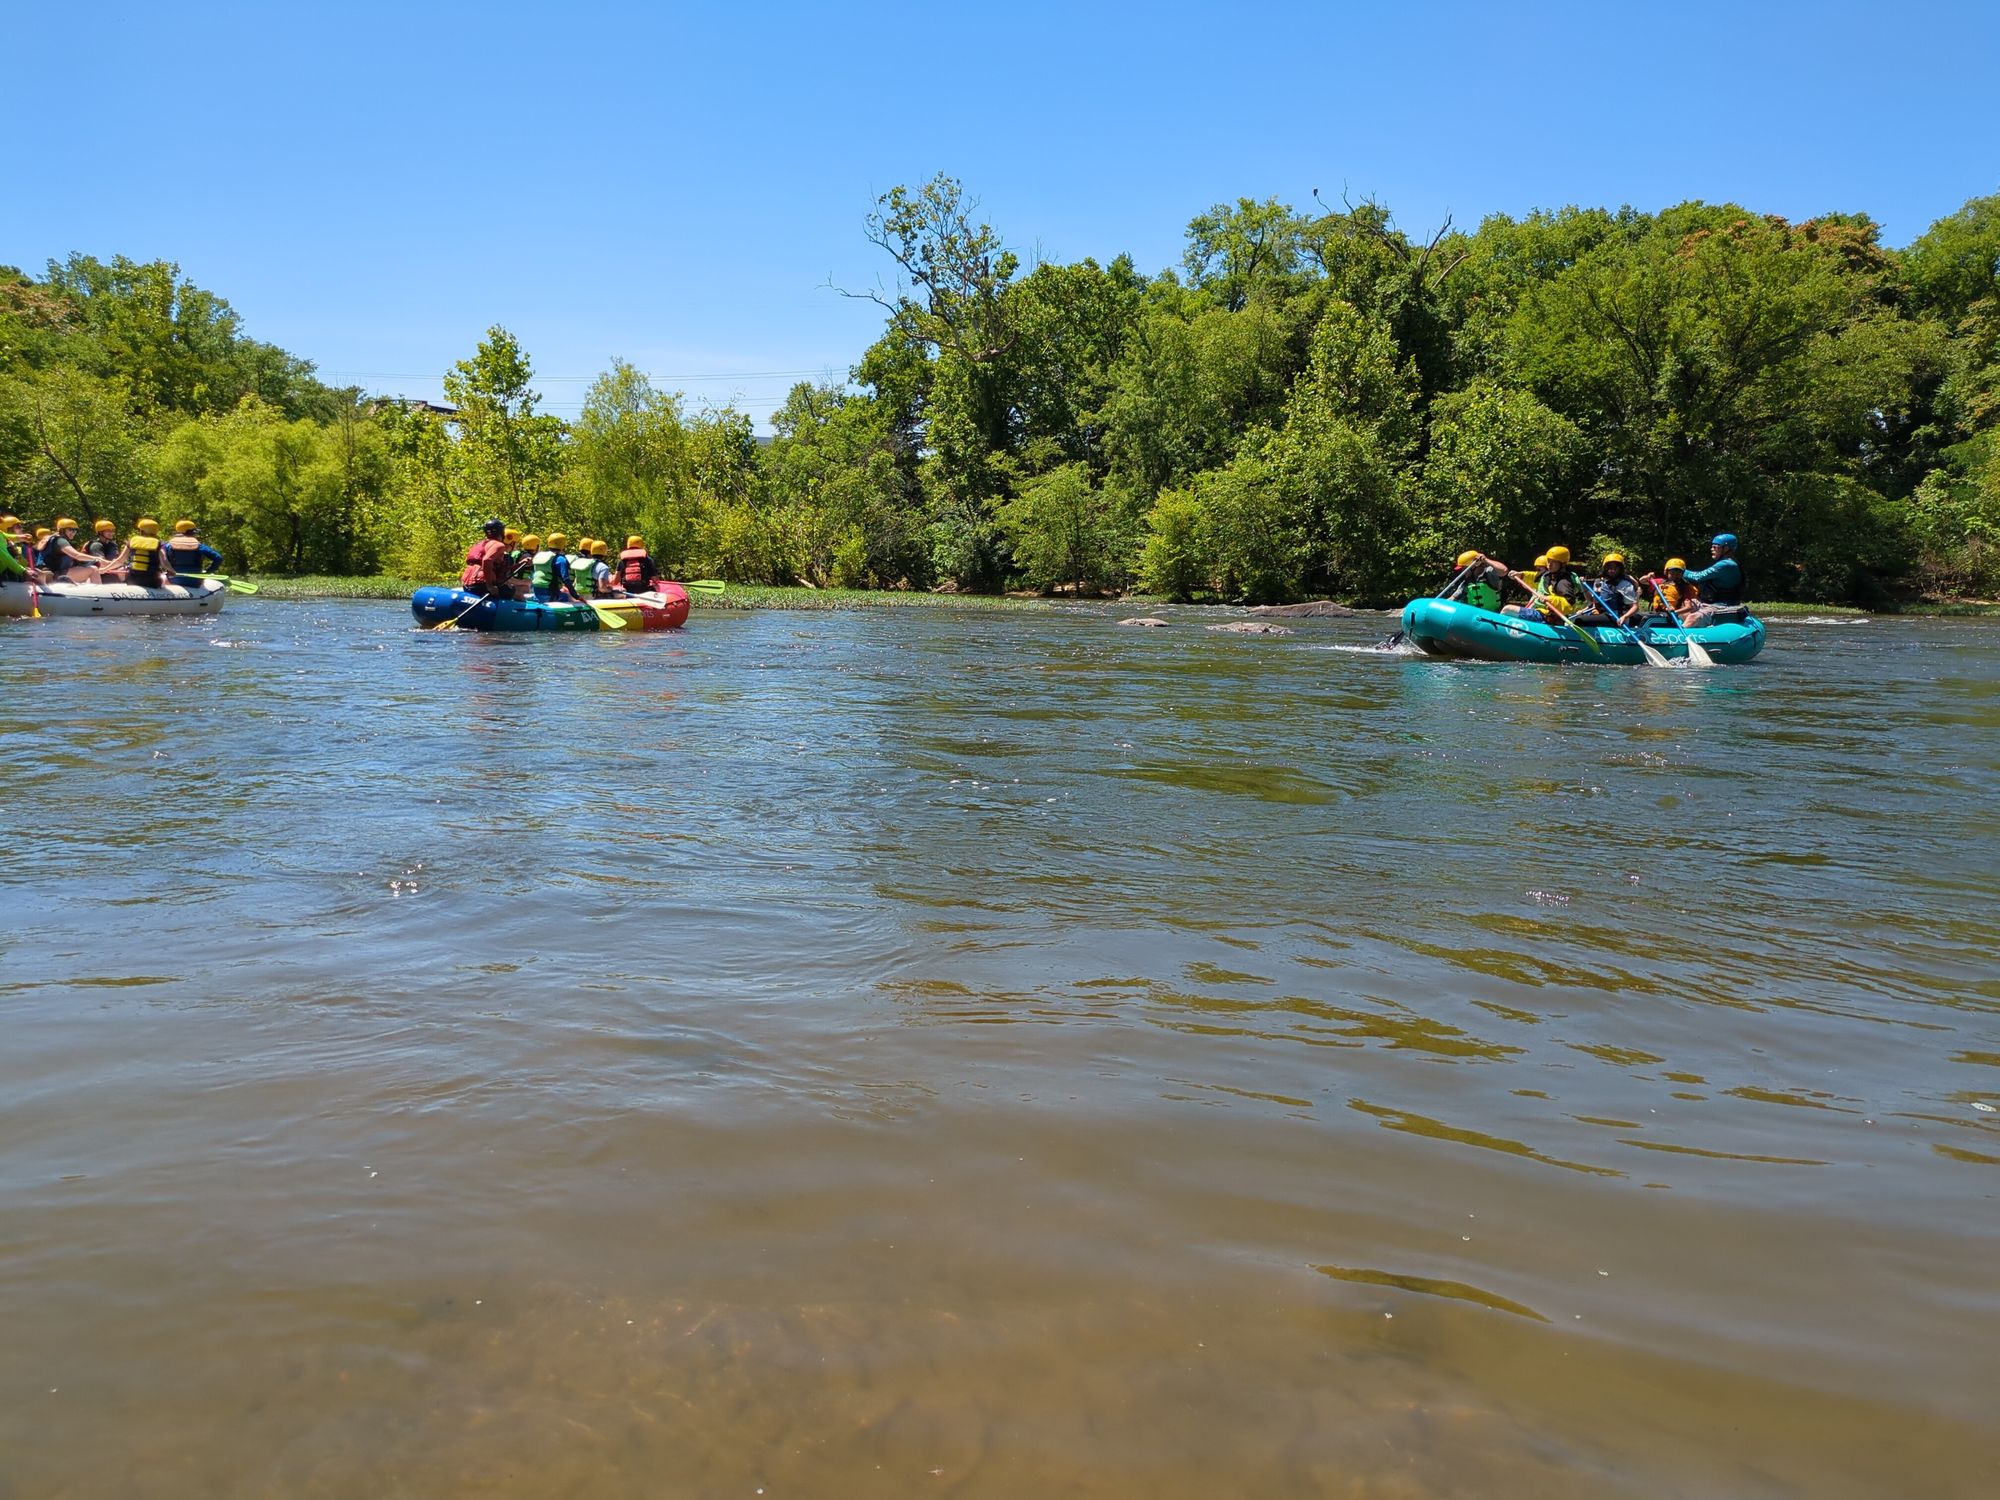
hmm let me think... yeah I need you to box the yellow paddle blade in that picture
[587,599,626,629]
[683,579,725,594]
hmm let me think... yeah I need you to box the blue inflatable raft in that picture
[1400,597,1765,665]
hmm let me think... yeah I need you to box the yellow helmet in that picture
[1664,557,1687,572]
[55,516,78,532]
[1545,545,1571,565]
[1533,554,1549,568]
[546,531,567,549]
[1602,552,1625,566]
[174,519,197,534]
[94,519,116,534]
[33,527,52,543]
[1455,549,1481,568]
[625,535,645,551]
[0,514,18,529]
[503,527,520,544]
[576,536,594,552]
[591,540,609,558]
[136,519,160,537]
[520,534,541,550]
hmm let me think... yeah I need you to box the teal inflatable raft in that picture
[1399,597,1765,665]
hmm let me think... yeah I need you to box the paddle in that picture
[181,574,259,595]
[682,579,725,595]
[574,590,626,629]
[1579,580,1669,667]
[1383,559,1482,647]
[431,590,494,631]
[1515,574,1601,654]
[1644,576,1713,668]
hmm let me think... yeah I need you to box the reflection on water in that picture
[2,602,1997,1497]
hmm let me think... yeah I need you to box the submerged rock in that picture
[1207,621,1293,635]
[1118,616,1171,628]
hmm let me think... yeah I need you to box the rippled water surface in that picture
[3,600,1997,1498]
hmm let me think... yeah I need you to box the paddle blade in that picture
[1685,637,1715,668]
[589,600,627,629]
[682,579,725,594]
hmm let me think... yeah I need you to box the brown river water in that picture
[2,600,1997,1498]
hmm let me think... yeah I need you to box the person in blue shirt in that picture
[1683,533,1747,621]
[163,520,224,578]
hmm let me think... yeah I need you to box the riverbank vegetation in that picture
[4,184,1998,605]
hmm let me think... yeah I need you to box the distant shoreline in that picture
[238,577,1999,617]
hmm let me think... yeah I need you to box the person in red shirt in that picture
[458,519,512,595]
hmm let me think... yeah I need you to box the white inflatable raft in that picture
[0,577,229,618]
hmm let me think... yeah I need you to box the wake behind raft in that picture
[410,582,691,632]
[1398,596,1765,665]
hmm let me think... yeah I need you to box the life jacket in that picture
[39,535,74,576]
[617,547,654,590]
[1696,558,1745,606]
[458,540,499,590]
[530,549,558,591]
[1537,569,1577,614]
[1652,577,1694,610]
[128,534,165,585]
[567,553,594,591]
[1594,575,1641,611]
[584,560,612,598]
[165,538,206,569]
[1464,579,1502,612]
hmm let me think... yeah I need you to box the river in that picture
[2,600,1996,1498]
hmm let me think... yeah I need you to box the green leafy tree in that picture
[441,325,567,520]
[1263,302,1420,597]
[0,365,150,520]
[996,462,1132,593]
[156,397,387,574]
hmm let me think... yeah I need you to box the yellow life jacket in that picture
[1654,578,1691,609]
[128,534,164,583]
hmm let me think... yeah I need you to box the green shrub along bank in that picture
[5,184,2000,605]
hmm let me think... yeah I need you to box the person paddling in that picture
[163,520,223,578]
[585,540,616,598]
[38,519,114,584]
[1443,550,1516,612]
[1630,558,1700,625]
[459,519,512,596]
[530,532,578,602]
[1571,553,1642,625]
[1509,544,1581,621]
[86,521,129,581]
[125,519,173,588]
[569,537,597,589]
[615,534,661,596]
[0,516,29,586]
[1682,533,1748,623]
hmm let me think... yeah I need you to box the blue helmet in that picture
[1711,532,1738,550]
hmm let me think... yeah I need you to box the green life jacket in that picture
[568,554,593,592]
[531,549,557,590]
[1465,579,1502,612]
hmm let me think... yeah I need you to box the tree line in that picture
[3,183,1997,603]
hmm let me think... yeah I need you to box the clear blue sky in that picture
[6,0,1996,428]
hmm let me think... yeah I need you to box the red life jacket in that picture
[460,539,507,591]
[617,547,655,590]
